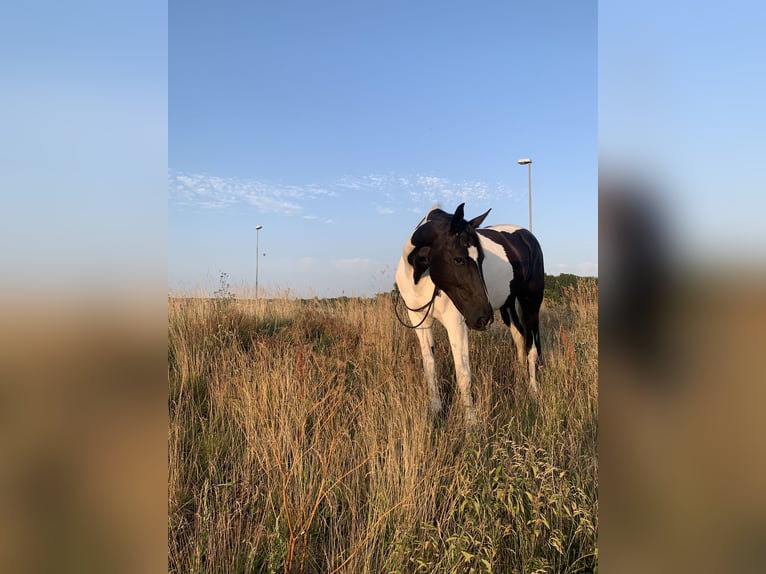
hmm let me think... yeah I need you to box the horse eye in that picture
[454,257,465,265]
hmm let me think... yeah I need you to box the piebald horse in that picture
[395,203,544,423]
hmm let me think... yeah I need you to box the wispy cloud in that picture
[331,172,513,215]
[170,169,513,217]
[375,204,395,215]
[302,214,334,224]
[408,175,508,208]
[169,170,334,215]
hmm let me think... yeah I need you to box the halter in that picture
[393,286,440,329]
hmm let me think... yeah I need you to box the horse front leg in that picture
[411,318,442,416]
[444,315,477,425]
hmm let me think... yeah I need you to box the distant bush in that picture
[545,274,597,304]
[390,274,595,305]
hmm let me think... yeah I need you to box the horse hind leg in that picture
[527,341,539,396]
[504,298,539,399]
[502,300,527,366]
[521,301,542,397]
[509,320,527,366]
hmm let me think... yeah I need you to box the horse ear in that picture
[468,208,491,229]
[450,203,466,234]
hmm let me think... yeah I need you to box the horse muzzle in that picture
[472,313,493,331]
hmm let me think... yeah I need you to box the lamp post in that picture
[255,225,263,307]
[517,158,532,231]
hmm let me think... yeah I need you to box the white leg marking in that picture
[527,345,539,396]
[445,317,477,424]
[413,321,441,415]
[509,322,526,365]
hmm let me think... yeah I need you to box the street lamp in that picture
[517,158,532,231]
[255,225,263,307]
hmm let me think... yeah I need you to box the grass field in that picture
[168,279,598,573]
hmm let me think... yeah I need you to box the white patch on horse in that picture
[486,224,522,234]
[468,245,479,264]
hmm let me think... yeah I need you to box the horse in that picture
[395,203,544,423]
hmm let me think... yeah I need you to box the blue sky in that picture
[169,1,597,297]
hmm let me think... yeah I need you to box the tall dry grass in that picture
[168,280,597,573]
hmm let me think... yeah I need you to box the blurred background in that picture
[600,1,766,571]
[0,2,167,572]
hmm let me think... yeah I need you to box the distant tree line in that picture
[390,273,596,304]
[544,273,597,303]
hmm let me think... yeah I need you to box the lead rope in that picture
[393,286,439,329]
